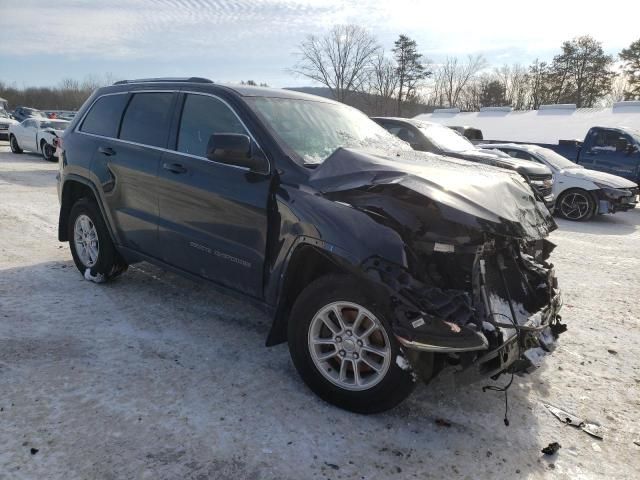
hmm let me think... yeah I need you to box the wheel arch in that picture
[58,176,117,244]
[266,241,379,347]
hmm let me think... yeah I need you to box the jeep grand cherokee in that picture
[56,78,564,413]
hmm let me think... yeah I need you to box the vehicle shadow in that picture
[0,259,558,479]
[554,208,640,236]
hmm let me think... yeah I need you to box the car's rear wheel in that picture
[556,188,595,221]
[288,274,415,413]
[41,140,56,161]
[67,197,127,281]
[9,135,22,154]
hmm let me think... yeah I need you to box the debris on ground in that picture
[435,418,452,427]
[607,349,618,355]
[30,448,39,455]
[543,403,604,439]
[541,442,561,455]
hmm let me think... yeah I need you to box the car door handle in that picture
[162,162,187,174]
[98,146,116,156]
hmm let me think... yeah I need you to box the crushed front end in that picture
[595,185,639,214]
[364,236,564,385]
[311,147,566,386]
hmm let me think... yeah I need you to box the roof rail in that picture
[113,77,213,85]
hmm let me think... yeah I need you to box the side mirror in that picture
[206,133,268,173]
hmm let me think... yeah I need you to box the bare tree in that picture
[367,51,399,115]
[436,55,486,108]
[293,24,380,102]
[495,64,530,110]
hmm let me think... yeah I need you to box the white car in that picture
[9,118,70,161]
[0,110,18,141]
[481,143,639,221]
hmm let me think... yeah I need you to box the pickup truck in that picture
[525,126,640,184]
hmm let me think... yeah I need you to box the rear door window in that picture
[176,94,246,157]
[80,94,128,138]
[120,92,175,148]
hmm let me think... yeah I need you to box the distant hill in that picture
[284,86,434,117]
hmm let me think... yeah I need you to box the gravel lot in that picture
[1,143,639,479]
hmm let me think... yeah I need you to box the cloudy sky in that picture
[1,0,639,88]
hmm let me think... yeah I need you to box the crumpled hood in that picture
[309,148,556,241]
[563,167,638,189]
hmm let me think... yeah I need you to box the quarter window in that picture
[120,92,174,148]
[177,94,246,157]
[80,94,128,138]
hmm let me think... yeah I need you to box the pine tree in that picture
[393,35,429,115]
[620,38,640,100]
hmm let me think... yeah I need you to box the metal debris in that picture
[543,403,604,439]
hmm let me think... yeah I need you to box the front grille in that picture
[0,124,8,131]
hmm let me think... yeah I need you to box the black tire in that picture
[9,135,22,154]
[288,274,415,414]
[41,140,56,161]
[556,188,596,221]
[67,197,127,281]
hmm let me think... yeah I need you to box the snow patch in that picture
[395,354,411,371]
[84,268,105,283]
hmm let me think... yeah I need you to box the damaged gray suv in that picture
[56,78,564,413]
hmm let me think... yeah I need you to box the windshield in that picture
[417,123,475,153]
[246,97,409,165]
[534,147,580,170]
[40,121,69,130]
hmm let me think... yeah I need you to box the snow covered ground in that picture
[0,144,639,479]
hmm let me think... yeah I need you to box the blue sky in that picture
[1,0,639,88]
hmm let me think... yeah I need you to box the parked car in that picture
[481,143,639,221]
[449,125,483,141]
[9,118,69,161]
[529,126,640,185]
[372,117,556,208]
[44,110,78,121]
[12,106,46,122]
[0,109,18,141]
[56,78,564,413]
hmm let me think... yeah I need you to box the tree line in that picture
[293,25,640,115]
[2,32,639,116]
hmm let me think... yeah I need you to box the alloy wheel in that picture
[308,301,392,391]
[559,192,591,220]
[73,214,99,267]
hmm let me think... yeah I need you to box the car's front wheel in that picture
[9,135,22,154]
[67,197,127,281]
[288,274,415,413]
[41,140,56,161]
[556,188,595,221]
